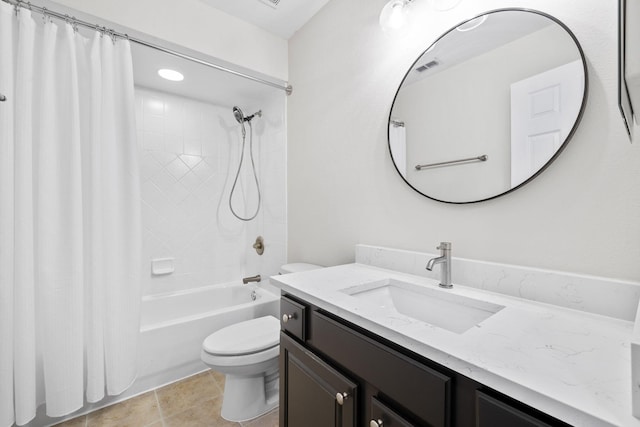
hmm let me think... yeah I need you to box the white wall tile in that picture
[183,139,202,156]
[142,131,164,151]
[135,87,286,296]
[143,96,165,116]
[166,157,190,180]
[143,114,165,134]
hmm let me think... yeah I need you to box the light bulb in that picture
[379,0,411,33]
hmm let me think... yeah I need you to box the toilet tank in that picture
[279,263,323,274]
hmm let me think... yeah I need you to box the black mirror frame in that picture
[387,8,589,205]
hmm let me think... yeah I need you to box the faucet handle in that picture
[437,242,451,251]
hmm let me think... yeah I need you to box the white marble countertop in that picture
[271,263,638,427]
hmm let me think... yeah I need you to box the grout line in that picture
[153,390,166,427]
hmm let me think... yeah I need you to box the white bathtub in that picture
[133,281,280,394]
[37,282,280,426]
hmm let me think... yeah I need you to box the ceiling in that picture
[131,42,280,108]
[198,0,331,39]
[403,11,554,86]
[131,0,332,107]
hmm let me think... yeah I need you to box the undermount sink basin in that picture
[342,279,504,334]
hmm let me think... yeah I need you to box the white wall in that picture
[50,0,288,81]
[288,0,640,281]
[136,87,287,296]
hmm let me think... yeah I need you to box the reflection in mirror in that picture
[389,9,587,204]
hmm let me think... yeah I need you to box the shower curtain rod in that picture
[3,0,293,95]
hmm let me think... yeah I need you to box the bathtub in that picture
[35,282,280,426]
[133,281,280,394]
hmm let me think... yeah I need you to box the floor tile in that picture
[86,391,161,427]
[243,408,278,427]
[163,395,240,427]
[156,371,221,418]
[210,369,226,391]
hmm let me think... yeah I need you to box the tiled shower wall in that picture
[134,87,286,297]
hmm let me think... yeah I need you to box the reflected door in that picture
[510,59,584,187]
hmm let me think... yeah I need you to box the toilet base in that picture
[220,369,279,422]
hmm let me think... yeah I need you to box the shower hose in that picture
[229,120,261,221]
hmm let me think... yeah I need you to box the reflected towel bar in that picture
[415,155,488,170]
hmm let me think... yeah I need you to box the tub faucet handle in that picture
[253,236,264,255]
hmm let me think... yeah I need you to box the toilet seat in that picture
[201,344,279,369]
[203,315,280,356]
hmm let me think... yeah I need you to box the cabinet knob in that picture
[335,392,349,406]
[282,313,296,323]
[370,420,383,427]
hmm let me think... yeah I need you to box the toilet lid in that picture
[203,315,280,356]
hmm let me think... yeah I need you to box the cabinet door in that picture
[476,392,556,427]
[280,332,358,427]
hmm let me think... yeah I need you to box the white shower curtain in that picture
[0,4,141,426]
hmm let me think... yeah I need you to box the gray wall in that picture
[287,0,640,281]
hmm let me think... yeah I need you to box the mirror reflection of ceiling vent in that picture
[416,59,440,72]
[258,0,280,8]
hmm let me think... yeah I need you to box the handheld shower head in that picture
[233,106,245,124]
[232,106,262,123]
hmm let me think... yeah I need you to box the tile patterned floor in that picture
[54,370,278,427]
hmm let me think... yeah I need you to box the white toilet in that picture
[200,263,322,422]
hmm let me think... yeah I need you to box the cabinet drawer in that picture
[310,311,451,427]
[476,391,559,427]
[371,397,415,427]
[280,296,306,341]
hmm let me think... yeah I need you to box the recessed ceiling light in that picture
[158,69,184,82]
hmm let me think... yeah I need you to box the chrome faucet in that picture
[242,274,261,284]
[426,242,452,289]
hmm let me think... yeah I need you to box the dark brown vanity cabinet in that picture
[475,392,556,427]
[279,295,571,427]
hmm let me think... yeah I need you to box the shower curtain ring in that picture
[14,0,20,16]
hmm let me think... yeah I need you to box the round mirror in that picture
[388,9,587,204]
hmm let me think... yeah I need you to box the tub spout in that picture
[242,274,261,284]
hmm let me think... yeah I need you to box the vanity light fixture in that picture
[380,0,462,33]
[379,0,414,33]
[157,68,184,82]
